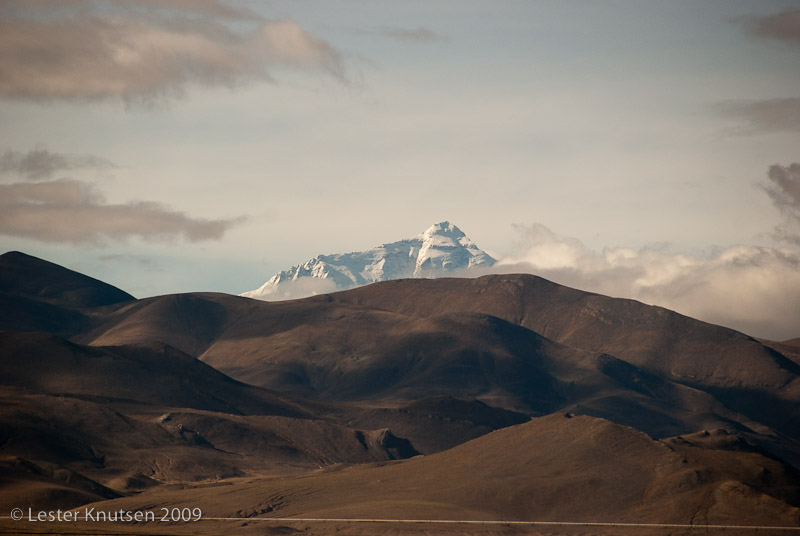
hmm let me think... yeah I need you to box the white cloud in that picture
[243,277,340,302]
[492,223,800,341]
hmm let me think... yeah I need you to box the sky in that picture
[1,0,799,340]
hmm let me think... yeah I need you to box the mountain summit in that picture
[242,222,496,300]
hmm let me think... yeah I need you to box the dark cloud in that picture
[746,9,800,44]
[765,163,800,216]
[763,163,800,245]
[0,147,116,180]
[0,179,243,244]
[0,2,348,104]
[716,98,800,135]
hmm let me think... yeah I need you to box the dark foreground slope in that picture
[0,331,418,512]
[83,414,800,527]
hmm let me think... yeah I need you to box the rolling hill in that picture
[80,414,800,528]
[1,250,799,534]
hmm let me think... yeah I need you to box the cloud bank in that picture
[0,147,116,180]
[0,179,242,244]
[489,223,800,341]
[0,1,347,104]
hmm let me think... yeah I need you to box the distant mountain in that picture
[242,221,496,300]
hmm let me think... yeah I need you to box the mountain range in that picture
[1,248,798,535]
[242,221,496,300]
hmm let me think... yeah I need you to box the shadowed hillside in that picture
[0,251,134,309]
[2,251,799,534]
[54,275,798,465]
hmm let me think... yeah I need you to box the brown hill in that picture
[345,396,531,453]
[58,274,799,465]
[0,330,421,511]
[0,331,309,416]
[0,251,134,308]
[783,338,800,348]
[81,414,800,527]
[77,292,235,356]
[0,251,135,337]
[0,457,121,512]
[330,275,800,392]
[0,389,417,512]
[73,292,772,452]
[3,253,800,533]
[71,274,800,406]
[327,276,800,440]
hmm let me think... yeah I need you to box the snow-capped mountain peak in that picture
[414,221,494,277]
[242,222,495,301]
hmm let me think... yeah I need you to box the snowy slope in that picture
[242,222,496,300]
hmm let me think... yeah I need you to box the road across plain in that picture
[200,516,800,531]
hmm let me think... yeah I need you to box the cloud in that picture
[764,163,800,217]
[124,0,261,20]
[0,179,243,244]
[0,147,116,180]
[0,0,260,20]
[716,98,800,134]
[365,26,447,43]
[0,1,348,104]
[489,223,800,341]
[99,253,162,271]
[721,10,800,135]
[243,276,339,301]
[745,9,800,44]
[762,163,800,245]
